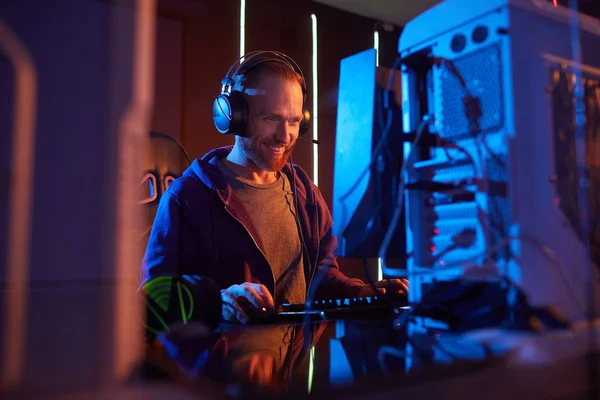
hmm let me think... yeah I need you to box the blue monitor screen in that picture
[331,48,405,260]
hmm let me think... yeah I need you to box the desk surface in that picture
[317,319,600,400]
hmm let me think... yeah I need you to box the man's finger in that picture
[242,285,267,310]
[222,304,235,322]
[248,284,275,310]
[387,279,409,293]
[221,291,249,323]
[398,280,409,293]
[375,279,409,295]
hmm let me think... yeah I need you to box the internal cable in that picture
[379,115,434,276]
[387,234,588,318]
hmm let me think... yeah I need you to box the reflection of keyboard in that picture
[244,295,409,325]
[282,294,408,313]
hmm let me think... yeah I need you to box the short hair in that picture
[232,60,305,95]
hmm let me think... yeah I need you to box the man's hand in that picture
[232,352,275,387]
[374,278,409,296]
[221,282,275,324]
[357,278,409,298]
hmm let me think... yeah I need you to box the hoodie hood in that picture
[183,145,311,205]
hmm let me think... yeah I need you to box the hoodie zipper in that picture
[223,205,277,295]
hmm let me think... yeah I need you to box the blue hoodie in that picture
[141,146,368,379]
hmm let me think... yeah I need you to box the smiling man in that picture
[140,51,408,393]
[226,66,303,181]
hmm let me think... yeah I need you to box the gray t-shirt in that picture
[217,158,307,372]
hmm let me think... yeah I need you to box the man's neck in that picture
[225,148,279,185]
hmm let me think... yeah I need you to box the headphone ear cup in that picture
[299,108,311,136]
[213,94,232,134]
[212,91,249,136]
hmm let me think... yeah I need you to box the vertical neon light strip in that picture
[240,0,245,57]
[374,30,380,67]
[375,30,382,280]
[311,14,319,186]
[308,16,318,392]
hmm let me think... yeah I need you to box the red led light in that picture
[430,246,436,252]
[433,228,439,235]
[552,0,558,8]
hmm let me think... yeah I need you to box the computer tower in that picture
[393,0,600,324]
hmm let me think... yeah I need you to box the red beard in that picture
[238,136,295,172]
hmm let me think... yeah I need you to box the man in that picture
[140,51,408,392]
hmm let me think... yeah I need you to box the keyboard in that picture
[240,294,409,325]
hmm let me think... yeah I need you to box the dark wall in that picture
[152,15,184,139]
[156,0,239,157]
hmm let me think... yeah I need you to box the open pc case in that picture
[390,0,600,328]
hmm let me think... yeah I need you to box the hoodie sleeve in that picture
[140,190,222,331]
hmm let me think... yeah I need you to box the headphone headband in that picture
[220,50,306,95]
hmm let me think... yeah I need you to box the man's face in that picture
[237,75,304,172]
